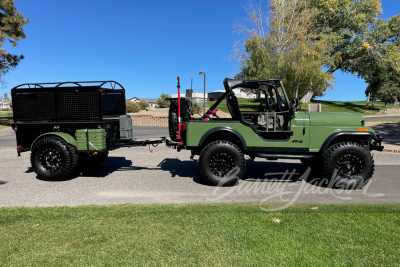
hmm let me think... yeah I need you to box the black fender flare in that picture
[319,131,378,153]
[198,126,248,150]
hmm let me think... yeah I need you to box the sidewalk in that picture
[364,114,400,121]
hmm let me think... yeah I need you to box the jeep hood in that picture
[306,112,364,126]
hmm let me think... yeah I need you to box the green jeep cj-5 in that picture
[167,78,384,189]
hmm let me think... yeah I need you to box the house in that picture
[142,98,157,108]
[174,88,263,102]
[0,102,11,109]
[128,97,158,108]
[172,91,208,104]
[128,97,140,103]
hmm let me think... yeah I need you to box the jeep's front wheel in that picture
[31,136,78,181]
[198,140,246,186]
[322,141,374,189]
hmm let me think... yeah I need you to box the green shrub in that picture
[139,99,149,110]
[126,101,140,113]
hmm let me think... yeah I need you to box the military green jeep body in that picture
[168,78,383,188]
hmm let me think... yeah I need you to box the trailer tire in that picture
[78,152,109,168]
[31,136,78,181]
[198,140,246,187]
[322,141,374,189]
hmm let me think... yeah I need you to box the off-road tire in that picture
[198,140,246,186]
[78,152,109,168]
[31,136,78,181]
[168,105,178,141]
[322,141,374,189]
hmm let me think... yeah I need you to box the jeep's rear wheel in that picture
[322,141,374,189]
[31,136,78,181]
[198,140,246,186]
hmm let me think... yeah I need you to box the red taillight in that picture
[17,146,21,152]
[182,124,187,130]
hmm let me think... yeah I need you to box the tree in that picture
[0,92,10,102]
[139,99,149,110]
[234,0,335,100]
[0,0,29,87]
[156,93,171,108]
[234,0,400,101]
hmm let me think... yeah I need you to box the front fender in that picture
[319,131,379,153]
[31,132,76,151]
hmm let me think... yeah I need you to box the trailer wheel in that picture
[322,141,374,189]
[198,140,246,186]
[31,136,78,181]
[78,152,109,168]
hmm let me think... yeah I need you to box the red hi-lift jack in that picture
[176,76,184,146]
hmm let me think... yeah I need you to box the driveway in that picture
[1,127,400,207]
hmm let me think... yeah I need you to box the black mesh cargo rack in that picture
[11,81,126,122]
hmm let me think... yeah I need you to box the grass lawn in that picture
[1,203,400,266]
[206,99,399,116]
[0,112,13,117]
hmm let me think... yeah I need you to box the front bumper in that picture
[370,134,384,152]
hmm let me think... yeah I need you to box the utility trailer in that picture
[11,81,165,180]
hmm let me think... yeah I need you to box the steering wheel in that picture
[268,103,277,112]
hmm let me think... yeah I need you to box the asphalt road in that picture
[1,126,400,207]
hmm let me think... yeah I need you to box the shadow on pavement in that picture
[28,156,326,188]
[0,180,8,185]
[370,123,400,146]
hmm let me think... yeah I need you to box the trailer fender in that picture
[31,132,76,151]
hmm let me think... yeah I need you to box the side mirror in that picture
[291,98,299,107]
[290,98,301,117]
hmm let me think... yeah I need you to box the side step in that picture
[254,153,314,160]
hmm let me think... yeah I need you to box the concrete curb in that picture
[383,149,400,154]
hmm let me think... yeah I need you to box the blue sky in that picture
[2,0,399,101]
